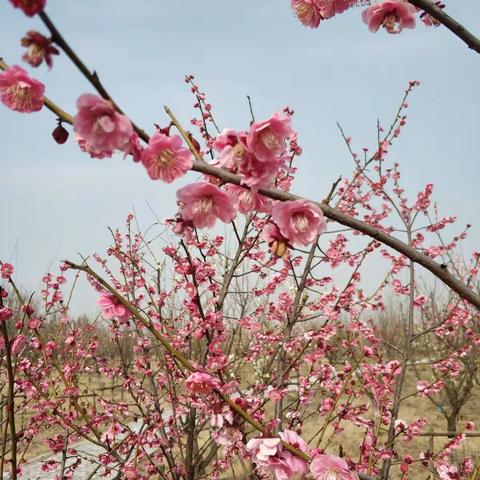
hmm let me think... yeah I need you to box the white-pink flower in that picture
[272,200,326,246]
[73,93,134,154]
[141,132,192,183]
[310,454,358,480]
[177,182,237,229]
[246,437,282,464]
[362,1,417,34]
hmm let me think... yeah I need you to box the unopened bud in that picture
[52,123,69,144]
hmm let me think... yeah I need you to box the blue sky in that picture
[0,1,479,315]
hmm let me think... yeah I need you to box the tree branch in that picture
[408,0,480,54]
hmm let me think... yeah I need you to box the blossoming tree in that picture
[1,1,479,480]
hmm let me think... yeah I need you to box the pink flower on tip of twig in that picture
[185,372,220,395]
[1,263,14,279]
[176,182,237,229]
[362,1,417,34]
[9,0,46,16]
[272,200,326,246]
[310,454,359,480]
[97,292,130,322]
[21,31,59,69]
[73,93,134,154]
[0,65,44,113]
[141,132,192,183]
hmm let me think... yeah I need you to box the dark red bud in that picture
[52,124,69,144]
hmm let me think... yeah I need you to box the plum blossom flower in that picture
[362,1,417,34]
[75,134,112,159]
[0,307,13,321]
[185,372,220,395]
[176,182,237,229]
[1,263,14,279]
[226,185,272,214]
[310,454,358,480]
[247,112,292,162]
[262,223,290,257]
[291,0,324,28]
[21,31,59,69]
[9,0,46,16]
[246,437,282,464]
[212,129,246,170]
[272,200,326,246]
[11,335,27,355]
[141,132,192,183]
[97,292,130,322]
[277,430,309,476]
[73,93,134,154]
[0,65,44,113]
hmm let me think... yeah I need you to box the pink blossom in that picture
[226,185,272,214]
[261,223,290,257]
[0,307,13,321]
[185,372,220,395]
[277,430,309,476]
[11,335,27,355]
[177,182,237,229]
[9,0,46,16]
[272,200,326,246]
[75,134,112,159]
[141,132,192,183]
[0,65,44,113]
[1,263,14,279]
[97,292,130,322]
[21,31,59,69]
[212,129,246,170]
[362,1,417,34]
[246,437,281,464]
[310,454,358,480]
[73,93,134,154]
[291,0,324,28]
[247,113,292,162]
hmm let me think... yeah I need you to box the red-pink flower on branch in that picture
[246,437,282,464]
[0,307,13,321]
[310,454,358,480]
[11,334,27,355]
[185,372,220,395]
[291,0,324,28]
[272,200,326,246]
[247,112,292,162]
[97,292,130,322]
[75,134,112,159]
[261,223,290,257]
[176,182,237,229]
[21,31,59,69]
[362,1,417,34]
[1,263,14,279]
[226,185,272,214]
[73,93,133,154]
[0,65,44,113]
[277,430,309,475]
[9,0,46,16]
[141,132,193,183]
